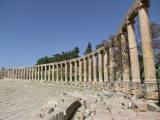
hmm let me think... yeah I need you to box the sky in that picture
[0,0,160,69]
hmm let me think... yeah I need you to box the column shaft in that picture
[52,65,55,81]
[65,63,67,82]
[89,56,92,83]
[93,54,97,83]
[84,58,87,82]
[127,20,140,83]
[138,5,156,83]
[98,52,103,83]
[75,61,77,82]
[104,51,108,83]
[121,32,130,82]
[70,62,72,82]
[79,60,82,82]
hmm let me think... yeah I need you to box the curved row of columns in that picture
[6,0,158,102]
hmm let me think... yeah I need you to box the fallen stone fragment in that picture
[131,98,147,112]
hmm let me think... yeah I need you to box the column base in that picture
[121,82,130,93]
[141,83,159,102]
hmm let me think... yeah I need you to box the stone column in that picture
[61,64,63,82]
[115,37,122,84]
[24,68,26,80]
[65,62,68,82]
[29,67,31,81]
[70,62,72,82]
[79,59,82,82]
[21,68,23,80]
[127,20,140,83]
[41,66,43,82]
[44,65,46,81]
[75,61,77,83]
[38,66,40,81]
[52,64,55,82]
[84,57,87,83]
[88,56,92,83]
[48,65,51,82]
[121,31,130,83]
[16,68,18,79]
[109,42,115,85]
[138,3,156,83]
[93,53,97,83]
[98,51,103,83]
[138,1,158,101]
[104,51,108,83]
[35,67,37,80]
[26,67,28,80]
[56,64,59,81]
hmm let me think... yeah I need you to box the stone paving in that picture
[0,79,85,120]
[0,79,160,120]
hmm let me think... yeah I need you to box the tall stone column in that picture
[35,67,37,80]
[127,20,140,83]
[121,31,130,83]
[88,56,92,83]
[44,65,46,81]
[93,53,97,83]
[41,66,43,82]
[21,68,23,80]
[98,51,103,83]
[56,64,59,81]
[65,62,68,82]
[104,51,108,83]
[84,58,87,83]
[29,67,31,80]
[61,64,63,82]
[26,67,28,80]
[115,37,122,84]
[138,3,156,83]
[75,61,77,83]
[38,66,40,81]
[24,68,26,80]
[109,42,115,85]
[70,62,72,82]
[16,68,18,79]
[48,65,51,82]
[52,64,55,82]
[138,1,158,101]
[79,59,82,82]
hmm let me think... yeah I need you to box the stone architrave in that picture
[127,20,140,83]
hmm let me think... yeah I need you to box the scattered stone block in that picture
[131,98,147,112]
[147,102,160,112]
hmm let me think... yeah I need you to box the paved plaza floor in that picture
[0,79,85,120]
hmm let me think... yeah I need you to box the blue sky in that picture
[0,0,160,69]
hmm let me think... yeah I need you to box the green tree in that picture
[37,56,53,65]
[84,42,92,55]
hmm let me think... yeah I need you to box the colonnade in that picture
[5,0,158,102]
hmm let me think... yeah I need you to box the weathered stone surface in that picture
[147,103,160,112]
[131,98,147,112]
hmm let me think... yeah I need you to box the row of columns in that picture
[6,0,158,101]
